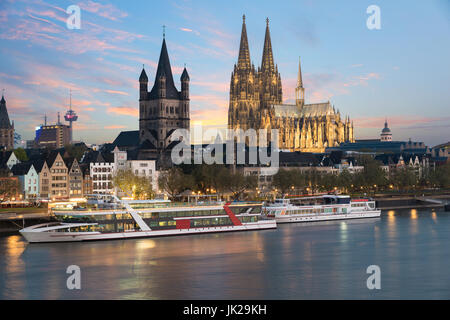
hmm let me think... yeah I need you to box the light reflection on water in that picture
[0,208,449,299]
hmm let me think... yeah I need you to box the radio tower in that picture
[64,89,78,143]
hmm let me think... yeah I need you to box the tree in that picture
[320,173,337,192]
[272,169,296,195]
[192,164,228,194]
[429,162,450,189]
[0,178,21,202]
[389,167,416,191]
[64,144,88,161]
[357,155,388,192]
[291,169,306,191]
[337,169,353,193]
[13,148,28,162]
[304,168,322,194]
[112,169,154,200]
[158,168,194,199]
[222,170,257,200]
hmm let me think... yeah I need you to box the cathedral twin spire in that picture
[237,15,251,70]
[261,18,275,74]
[237,15,276,74]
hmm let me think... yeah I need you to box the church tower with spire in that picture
[139,36,190,151]
[0,92,14,150]
[228,15,260,131]
[295,58,305,107]
[258,18,282,109]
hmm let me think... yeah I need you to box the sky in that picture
[0,0,449,147]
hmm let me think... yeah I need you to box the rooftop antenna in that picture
[44,114,47,126]
[163,25,166,39]
[57,112,61,125]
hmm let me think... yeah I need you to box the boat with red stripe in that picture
[19,196,276,243]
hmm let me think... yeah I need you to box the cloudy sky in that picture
[0,0,449,146]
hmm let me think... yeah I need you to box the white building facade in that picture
[90,162,115,194]
[112,146,158,193]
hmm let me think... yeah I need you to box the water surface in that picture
[0,208,449,299]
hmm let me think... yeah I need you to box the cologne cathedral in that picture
[228,16,355,153]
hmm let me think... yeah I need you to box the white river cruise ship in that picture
[20,196,276,243]
[263,195,381,223]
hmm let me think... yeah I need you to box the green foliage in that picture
[112,169,154,200]
[13,148,28,162]
[389,167,417,191]
[191,164,228,194]
[0,178,21,201]
[337,169,352,192]
[429,162,450,188]
[272,169,305,195]
[158,168,194,199]
[270,156,395,195]
[221,170,257,200]
[64,144,88,161]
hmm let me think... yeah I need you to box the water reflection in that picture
[0,209,449,299]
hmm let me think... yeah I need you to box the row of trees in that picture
[272,159,450,196]
[157,165,257,200]
[112,165,258,201]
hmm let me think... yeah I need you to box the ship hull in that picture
[274,210,381,224]
[20,220,277,243]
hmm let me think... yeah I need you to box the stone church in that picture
[228,16,354,153]
[139,36,190,152]
[0,93,14,150]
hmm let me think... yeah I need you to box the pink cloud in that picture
[0,5,145,55]
[104,89,129,96]
[104,125,126,129]
[107,106,138,117]
[282,71,381,104]
[191,81,228,93]
[353,116,448,129]
[77,0,128,21]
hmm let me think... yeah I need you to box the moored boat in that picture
[20,196,276,243]
[263,195,381,223]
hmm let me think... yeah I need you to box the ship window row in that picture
[57,222,139,233]
[239,216,258,223]
[139,209,227,219]
[191,217,232,227]
[286,208,336,215]
[230,206,260,214]
[58,214,132,223]
[351,203,366,207]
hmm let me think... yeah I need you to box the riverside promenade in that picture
[375,194,450,210]
[0,209,52,233]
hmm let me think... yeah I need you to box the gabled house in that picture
[0,150,19,170]
[47,151,69,199]
[82,150,114,194]
[66,157,82,197]
[38,159,51,199]
[80,164,93,196]
[11,162,39,199]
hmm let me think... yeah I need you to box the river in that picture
[0,208,449,299]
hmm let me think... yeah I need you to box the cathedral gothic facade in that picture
[228,16,354,153]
